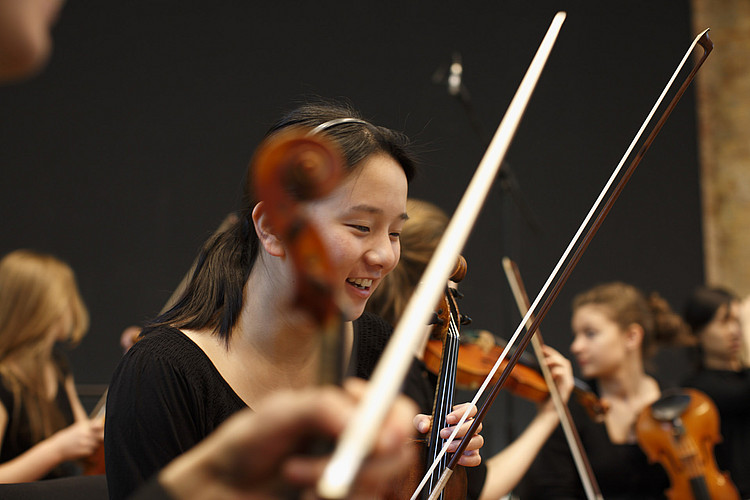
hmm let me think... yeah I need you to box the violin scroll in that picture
[428,256,468,342]
[251,126,346,385]
[251,127,344,324]
[572,379,610,423]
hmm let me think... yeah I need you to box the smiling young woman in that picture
[103,101,484,499]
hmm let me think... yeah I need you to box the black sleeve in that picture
[104,342,206,500]
[465,463,487,500]
[685,370,750,415]
[516,413,584,499]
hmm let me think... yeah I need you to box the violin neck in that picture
[425,314,460,500]
[317,314,346,386]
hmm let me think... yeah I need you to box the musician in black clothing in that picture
[683,286,750,499]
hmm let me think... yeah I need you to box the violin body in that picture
[384,439,467,500]
[636,388,739,500]
[423,332,609,421]
[423,334,548,401]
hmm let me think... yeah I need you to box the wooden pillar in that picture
[691,0,750,296]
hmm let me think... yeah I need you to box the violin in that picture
[423,330,608,420]
[81,396,107,475]
[424,257,469,500]
[636,388,739,500]
[388,257,469,500]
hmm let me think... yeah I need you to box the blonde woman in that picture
[0,250,102,482]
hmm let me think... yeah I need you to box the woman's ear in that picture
[251,202,285,257]
[624,323,645,351]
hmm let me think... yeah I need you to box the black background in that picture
[0,1,703,451]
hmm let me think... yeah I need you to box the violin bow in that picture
[423,28,713,500]
[502,257,602,500]
[316,12,568,499]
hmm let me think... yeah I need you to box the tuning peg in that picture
[429,311,444,326]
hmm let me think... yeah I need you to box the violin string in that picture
[426,314,457,497]
[440,318,460,498]
[677,416,703,480]
[428,310,460,495]
[445,316,460,475]
[422,312,462,499]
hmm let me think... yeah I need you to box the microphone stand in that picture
[433,51,544,452]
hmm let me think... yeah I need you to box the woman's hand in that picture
[48,419,104,461]
[538,344,574,410]
[413,402,484,467]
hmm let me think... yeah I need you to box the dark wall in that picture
[0,1,703,446]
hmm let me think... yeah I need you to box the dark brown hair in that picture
[150,101,415,342]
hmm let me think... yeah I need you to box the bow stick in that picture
[423,28,713,500]
[316,11,567,499]
[502,257,602,500]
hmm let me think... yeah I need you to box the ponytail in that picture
[149,208,258,343]
[644,292,693,357]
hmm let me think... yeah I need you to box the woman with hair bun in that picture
[520,281,692,499]
[0,249,103,482]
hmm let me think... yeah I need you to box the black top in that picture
[518,382,670,499]
[0,349,79,479]
[684,368,750,498]
[107,313,486,500]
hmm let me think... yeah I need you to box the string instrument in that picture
[80,392,107,475]
[251,123,358,498]
[636,388,739,500]
[423,257,469,500]
[423,330,608,420]
[385,257,470,500]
